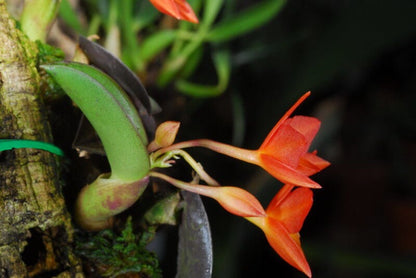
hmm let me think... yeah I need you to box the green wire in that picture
[0,139,64,156]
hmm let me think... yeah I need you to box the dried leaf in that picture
[176,191,213,278]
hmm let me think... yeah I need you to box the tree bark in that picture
[0,1,83,277]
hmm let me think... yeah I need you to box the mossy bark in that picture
[0,1,83,277]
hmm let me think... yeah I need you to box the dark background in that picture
[153,0,416,277]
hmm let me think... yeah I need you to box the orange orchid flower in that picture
[149,0,199,23]
[256,92,330,188]
[248,184,313,277]
[150,170,314,276]
[155,92,330,188]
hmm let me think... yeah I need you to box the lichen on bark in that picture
[0,1,83,276]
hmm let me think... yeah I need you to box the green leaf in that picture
[201,0,224,28]
[135,0,159,30]
[179,45,204,80]
[175,50,230,97]
[206,0,286,43]
[78,36,155,136]
[42,62,149,181]
[59,0,85,34]
[139,30,178,62]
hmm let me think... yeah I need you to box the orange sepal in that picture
[149,0,199,23]
[214,186,266,217]
[267,187,313,233]
[259,121,309,168]
[263,218,312,278]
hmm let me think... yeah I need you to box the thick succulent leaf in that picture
[42,62,150,181]
[176,191,213,278]
[78,36,156,137]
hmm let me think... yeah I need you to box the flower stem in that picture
[151,149,219,186]
[149,171,215,197]
[153,139,259,165]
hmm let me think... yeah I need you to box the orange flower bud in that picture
[148,121,180,152]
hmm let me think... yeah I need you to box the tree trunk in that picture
[0,1,83,277]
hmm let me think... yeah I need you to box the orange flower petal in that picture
[259,154,322,188]
[298,151,331,176]
[266,184,295,208]
[267,187,313,233]
[149,0,199,23]
[287,116,321,149]
[260,121,308,168]
[264,218,312,277]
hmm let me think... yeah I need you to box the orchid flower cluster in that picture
[142,4,330,276]
[148,92,330,277]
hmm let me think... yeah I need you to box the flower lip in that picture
[259,154,322,188]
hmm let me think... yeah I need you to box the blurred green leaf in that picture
[117,0,142,70]
[206,0,286,43]
[135,0,159,30]
[59,0,85,34]
[139,30,178,62]
[179,45,204,79]
[175,49,230,97]
[87,14,101,35]
[201,0,224,28]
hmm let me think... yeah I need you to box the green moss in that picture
[76,217,162,277]
[36,41,66,99]
[36,41,65,64]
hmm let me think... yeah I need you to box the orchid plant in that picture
[17,0,329,276]
[45,57,329,276]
